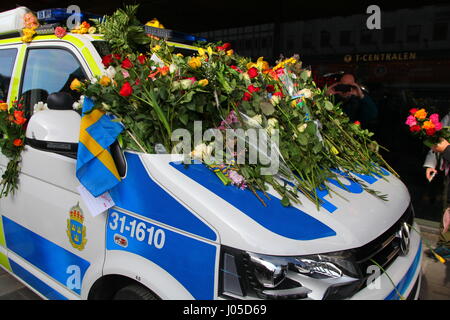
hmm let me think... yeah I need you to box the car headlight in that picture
[219,246,362,300]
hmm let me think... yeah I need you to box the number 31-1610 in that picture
[109,212,165,249]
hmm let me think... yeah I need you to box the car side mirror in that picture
[25,109,81,158]
[47,92,75,110]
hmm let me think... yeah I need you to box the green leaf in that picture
[324,100,334,111]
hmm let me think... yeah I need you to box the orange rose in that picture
[414,109,427,120]
[13,139,23,147]
[422,121,435,130]
[0,102,8,111]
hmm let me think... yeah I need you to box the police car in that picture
[0,7,422,300]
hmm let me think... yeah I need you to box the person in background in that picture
[424,113,450,261]
[327,73,378,132]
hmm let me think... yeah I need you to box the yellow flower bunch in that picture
[70,78,83,91]
[71,22,96,34]
[146,18,165,29]
[188,57,202,69]
[197,47,214,58]
[21,28,36,43]
[246,57,269,71]
[273,57,297,71]
[99,76,111,87]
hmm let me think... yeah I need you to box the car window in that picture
[0,48,18,102]
[20,48,87,117]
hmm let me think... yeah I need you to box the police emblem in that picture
[66,203,87,250]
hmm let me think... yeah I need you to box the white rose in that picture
[247,114,263,127]
[297,123,307,133]
[270,95,281,106]
[33,101,48,113]
[267,118,278,128]
[180,79,193,90]
[191,143,213,161]
[299,88,313,99]
[169,63,177,74]
[104,66,117,79]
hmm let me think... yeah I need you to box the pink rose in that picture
[405,115,417,127]
[122,70,130,78]
[429,113,440,124]
[54,26,67,39]
[434,122,443,131]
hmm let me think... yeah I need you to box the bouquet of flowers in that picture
[68,5,395,208]
[405,108,450,147]
[0,98,27,197]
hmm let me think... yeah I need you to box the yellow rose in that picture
[99,76,111,87]
[188,57,202,69]
[70,78,82,91]
[198,79,209,87]
[88,27,97,34]
[151,45,161,52]
[0,102,8,111]
[226,49,234,56]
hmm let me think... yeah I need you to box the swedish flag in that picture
[76,97,124,197]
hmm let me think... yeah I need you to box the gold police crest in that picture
[66,203,87,251]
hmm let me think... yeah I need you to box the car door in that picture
[0,40,106,299]
[0,44,21,273]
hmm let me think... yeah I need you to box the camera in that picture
[334,84,355,93]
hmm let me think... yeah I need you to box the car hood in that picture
[137,153,410,256]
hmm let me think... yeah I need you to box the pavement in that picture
[0,221,449,300]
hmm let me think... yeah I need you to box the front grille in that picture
[324,203,415,299]
[354,203,414,276]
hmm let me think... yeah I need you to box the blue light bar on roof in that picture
[36,8,103,24]
[144,25,207,44]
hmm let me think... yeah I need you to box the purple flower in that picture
[228,170,247,190]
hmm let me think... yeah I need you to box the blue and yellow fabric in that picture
[76,97,124,197]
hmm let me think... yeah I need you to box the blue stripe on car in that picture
[385,241,422,300]
[9,260,67,300]
[170,162,336,241]
[109,153,217,242]
[2,216,90,295]
[107,210,217,300]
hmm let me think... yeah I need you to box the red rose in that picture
[273,91,283,97]
[409,125,421,132]
[13,110,26,125]
[426,128,436,136]
[247,67,258,79]
[102,54,113,67]
[222,43,232,51]
[13,139,23,147]
[354,121,361,126]
[266,85,275,93]
[137,54,147,65]
[247,85,260,93]
[54,26,67,39]
[114,54,122,61]
[121,58,133,69]
[242,92,252,101]
[119,82,133,97]
[409,108,418,115]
